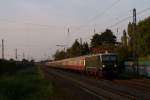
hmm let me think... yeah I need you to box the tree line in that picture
[54,29,117,60]
[54,16,150,61]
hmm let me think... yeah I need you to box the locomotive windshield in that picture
[102,55,117,62]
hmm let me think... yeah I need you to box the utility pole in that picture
[67,27,70,36]
[67,27,70,49]
[133,8,136,27]
[133,8,137,55]
[15,48,18,60]
[117,28,118,35]
[23,52,25,60]
[94,28,96,34]
[133,8,139,75]
[80,38,82,45]
[2,39,4,60]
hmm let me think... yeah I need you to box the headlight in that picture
[114,64,117,67]
[102,65,105,68]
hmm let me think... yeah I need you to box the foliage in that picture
[69,39,82,57]
[0,60,52,100]
[117,46,131,72]
[100,29,116,44]
[91,29,116,48]
[81,42,90,55]
[91,34,102,47]
[53,16,150,61]
[0,59,33,76]
[136,16,150,56]
[54,29,117,60]
[127,16,150,57]
[53,50,66,60]
[54,40,90,60]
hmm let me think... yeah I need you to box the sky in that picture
[0,0,150,61]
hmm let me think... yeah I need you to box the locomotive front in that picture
[100,53,118,78]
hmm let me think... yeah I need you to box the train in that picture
[46,52,118,78]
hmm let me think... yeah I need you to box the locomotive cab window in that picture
[102,55,117,62]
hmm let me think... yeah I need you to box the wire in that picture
[107,16,132,29]
[0,0,122,31]
[137,7,150,15]
[88,0,121,24]
[72,0,121,34]
[107,7,150,29]
[0,18,66,28]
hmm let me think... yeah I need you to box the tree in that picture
[53,39,91,60]
[117,46,130,72]
[90,29,116,48]
[91,29,116,48]
[90,29,117,53]
[91,33,102,47]
[70,39,82,57]
[81,42,90,55]
[53,50,66,60]
[100,29,116,44]
[136,16,150,56]
[126,16,150,58]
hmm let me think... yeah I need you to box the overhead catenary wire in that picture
[87,0,121,24]
[137,7,150,15]
[79,7,150,42]
[0,7,149,37]
[71,0,122,34]
[107,7,150,29]
[0,3,149,38]
[0,18,67,28]
[72,5,150,36]
[2,1,149,33]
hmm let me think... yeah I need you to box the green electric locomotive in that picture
[85,53,118,78]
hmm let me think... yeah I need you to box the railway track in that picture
[129,79,150,85]
[42,67,105,100]
[55,68,150,100]
[41,66,150,100]
[49,70,131,100]
[114,79,150,93]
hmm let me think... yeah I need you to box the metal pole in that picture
[2,39,4,60]
[133,8,139,76]
[94,28,96,34]
[15,49,18,60]
[23,52,25,60]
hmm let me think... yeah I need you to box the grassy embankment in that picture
[0,60,52,100]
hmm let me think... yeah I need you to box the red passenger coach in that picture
[64,57,85,71]
[47,57,86,71]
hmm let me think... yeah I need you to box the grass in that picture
[0,60,53,100]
